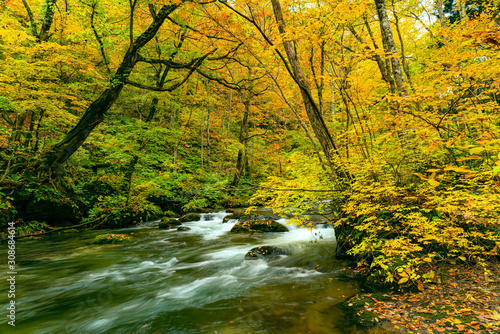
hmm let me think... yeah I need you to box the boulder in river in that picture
[222,212,276,223]
[179,213,201,222]
[245,246,289,260]
[91,233,131,244]
[230,219,289,233]
[222,211,246,223]
[239,214,276,222]
[177,226,191,231]
[159,218,182,229]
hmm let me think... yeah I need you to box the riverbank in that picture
[345,263,500,333]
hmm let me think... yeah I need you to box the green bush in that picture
[88,195,163,228]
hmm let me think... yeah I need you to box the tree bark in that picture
[436,0,446,29]
[39,0,57,42]
[391,0,415,93]
[10,113,27,144]
[458,0,466,20]
[374,0,407,96]
[40,3,182,173]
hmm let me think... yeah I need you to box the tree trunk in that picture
[391,0,415,93]
[38,0,57,42]
[231,98,250,186]
[40,3,181,173]
[458,0,466,20]
[124,155,139,207]
[374,0,407,96]
[436,0,446,30]
[270,0,344,179]
[10,113,27,144]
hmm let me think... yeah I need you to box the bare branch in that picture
[127,50,215,91]
[90,4,111,75]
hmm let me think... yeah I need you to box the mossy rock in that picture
[163,210,178,218]
[222,211,246,223]
[179,212,201,222]
[230,219,289,233]
[91,233,131,244]
[96,205,163,228]
[159,218,181,229]
[239,214,276,222]
[62,229,79,234]
[245,246,289,260]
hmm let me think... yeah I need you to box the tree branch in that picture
[128,50,215,91]
[21,0,39,38]
[90,4,111,75]
[243,181,337,192]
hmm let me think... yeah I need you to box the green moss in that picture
[159,218,181,229]
[179,212,201,222]
[163,210,178,218]
[342,294,380,325]
[230,219,288,233]
[91,233,131,244]
[222,211,246,223]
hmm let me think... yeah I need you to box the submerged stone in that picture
[230,219,289,233]
[177,226,191,231]
[244,246,289,260]
[159,218,181,229]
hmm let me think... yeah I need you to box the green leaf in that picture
[428,179,440,187]
[469,146,485,154]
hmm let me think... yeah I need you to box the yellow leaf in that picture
[469,146,485,154]
[428,142,439,151]
[413,172,427,180]
[423,270,435,279]
[443,165,476,174]
[423,257,432,263]
[428,179,440,187]
[398,277,409,284]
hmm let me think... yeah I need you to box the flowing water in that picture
[1,211,396,333]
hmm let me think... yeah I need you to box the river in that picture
[1,211,396,333]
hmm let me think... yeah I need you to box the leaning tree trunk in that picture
[270,0,345,179]
[40,3,182,174]
[374,0,407,97]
